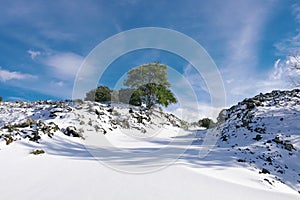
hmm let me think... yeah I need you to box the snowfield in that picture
[0,89,299,199]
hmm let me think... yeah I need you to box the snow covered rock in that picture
[217,89,300,192]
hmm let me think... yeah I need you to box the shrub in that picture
[198,118,216,129]
[85,86,111,102]
[31,149,45,155]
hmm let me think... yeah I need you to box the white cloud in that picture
[270,59,284,80]
[255,67,289,93]
[187,1,276,106]
[27,49,41,60]
[275,32,300,55]
[165,65,226,121]
[182,64,209,95]
[292,4,300,22]
[52,81,64,87]
[0,68,37,82]
[275,4,300,55]
[223,58,293,105]
[166,101,224,122]
[43,52,84,80]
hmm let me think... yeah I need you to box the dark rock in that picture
[253,134,262,141]
[260,168,270,174]
[49,112,57,118]
[277,170,284,174]
[31,149,45,155]
[221,135,228,142]
[62,126,83,138]
[284,143,295,151]
[266,157,272,162]
[272,136,283,144]
[264,178,272,185]
[29,130,41,142]
[4,134,14,145]
[254,127,266,134]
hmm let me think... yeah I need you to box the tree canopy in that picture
[124,62,170,88]
[124,62,177,109]
[85,86,111,102]
[84,62,177,109]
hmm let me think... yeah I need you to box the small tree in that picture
[124,62,176,109]
[85,86,111,102]
[0,96,2,102]
[198,118,216,129]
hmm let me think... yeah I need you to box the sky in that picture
[0,0,299,120]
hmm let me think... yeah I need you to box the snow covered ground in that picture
[0,90,299,199]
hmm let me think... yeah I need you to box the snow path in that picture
[0,133,298,200]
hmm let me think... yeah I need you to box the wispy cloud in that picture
[275,4,300,55]
[0,68,37,82]
[292,4,300,22]
[275,33,300,55]
[52,81,64,87]
[223,58,292,104]
[42,52,84,80]
[218,2,272,71]
[182,64,209,96]
[27,49,41,60]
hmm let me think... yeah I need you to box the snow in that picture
[0,140,298,200]
[0,90,300,199]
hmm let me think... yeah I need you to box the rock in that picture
[254,127,266,134]
[260,168,270,174]
[30,149,45,155]
[221,135,228,142]
[4,134,14,145]
[264,178,272,185]
[28,130,41,142]
[272,136,283,144]
[253,134,262,141]
[277,170,284,174]
[284,143,295,151]
[49,111,57,118]
[62,126,83,138]
[95,109,100,115]
[16,118,36,128]
[266,157,272,163]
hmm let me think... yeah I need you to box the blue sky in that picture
[0,0,299,119]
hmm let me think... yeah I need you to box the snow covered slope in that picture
[216,89,300,193]
[0,90,299,199]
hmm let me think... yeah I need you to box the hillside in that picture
[0,90,299,199]
[0,100,183,144]
[215,89,300,192]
